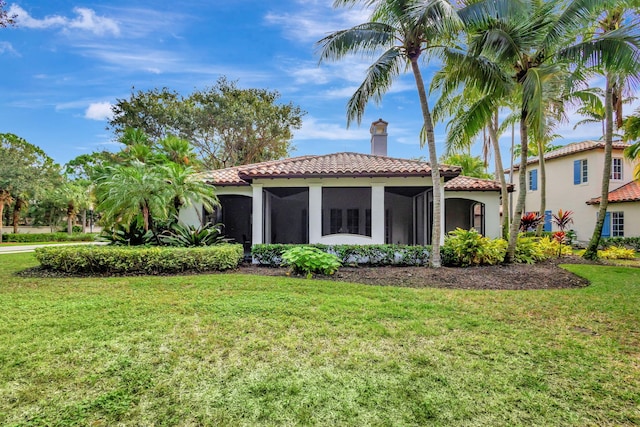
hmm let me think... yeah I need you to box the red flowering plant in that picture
[552,210,574,257]
[519,212,543,232]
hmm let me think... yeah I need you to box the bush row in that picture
[252,244,431,266]
[2,232,97,243]
[601,237,640,251]
[34,244,244,275]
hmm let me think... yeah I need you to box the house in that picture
[179,119,511,249]
[510,140,640,241]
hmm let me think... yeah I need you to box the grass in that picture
[0,254,639,426]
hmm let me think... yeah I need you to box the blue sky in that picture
[0,0,616,169]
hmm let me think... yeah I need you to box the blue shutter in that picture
[528,169,538,190]
[574,160,580,185]
[601,212,611,238]
[544,210,552,232]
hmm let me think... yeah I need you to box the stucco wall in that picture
[512,147,638,241]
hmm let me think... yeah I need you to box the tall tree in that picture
[582,4,640,260]
[109,78,305,169]
[0,1,16,27]
[0,133,60,239]
[317,0,462,267]
[439,0,636,263]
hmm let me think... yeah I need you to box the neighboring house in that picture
[510,140,640,241]
[180,120,511,249]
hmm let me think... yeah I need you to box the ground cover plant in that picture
[1,253,639,426]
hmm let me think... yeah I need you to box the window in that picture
[346,209,360,234]
[612,212,624,237]
[528,169,538,191]
[574,159,588,184]
[611,158,623,180]
[329,208,342,234]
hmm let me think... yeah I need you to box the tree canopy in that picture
[109,78,305,169]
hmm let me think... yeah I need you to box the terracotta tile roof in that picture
[201,152,462,185]
[509,140,630,172]
[445,175,514,192]
[586,180,640,205]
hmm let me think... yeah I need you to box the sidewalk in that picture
[0,241,108,255]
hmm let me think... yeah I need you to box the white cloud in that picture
[265,2,371,43]
[293,116,367,140]
[9,4,119,36]
[0,41,17,55]
[84,102,113,121]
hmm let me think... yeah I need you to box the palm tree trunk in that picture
[584,73,614,260]
[505,113,529,263]
[12,198,25,234]
[0,203,4,243]
[142,204,150,232]
[410,59,442,268]
[67,203,74,235]
[81,209,87,233]
[535,145,547,236]
[487,120,509,239]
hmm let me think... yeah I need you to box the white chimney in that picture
[370,118,388,156]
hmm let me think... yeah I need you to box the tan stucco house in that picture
[510,140,640,241]
[180,120,511,249]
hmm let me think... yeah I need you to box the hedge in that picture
[34,244,244,275]
[601,237,640,251]
[2,232,97,243]
[252,244,431,266]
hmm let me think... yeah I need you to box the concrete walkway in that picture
[0,241,108,255]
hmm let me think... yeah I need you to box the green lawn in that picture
[0,254,638,426]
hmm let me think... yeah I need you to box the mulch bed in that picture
[18,256,603,290]
[236,256,600,290]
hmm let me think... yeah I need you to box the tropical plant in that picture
[281,246,341,278]
[439,153,492,179]
[99,224,156,246]
[317,0,462,267]
[519,212,543,232]
[159,221,229,247]
[442,228,506,267]
[552,209,574,232]
[95,161,171,233]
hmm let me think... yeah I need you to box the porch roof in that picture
[201,152,463,185]
[444,175,515,192]
[586,180,640,205]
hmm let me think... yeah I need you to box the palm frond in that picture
[446,95,498,155]
[316,22,396,63]
[346,47,405,126]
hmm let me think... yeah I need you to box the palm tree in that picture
[0,189,14,242]
[54,181,86,234]
[441,0,636,263]
[440,153,492,179]
[582,5,640,260]
[163,163,219,221]
[96,161,171,233]
[317,0,462,267]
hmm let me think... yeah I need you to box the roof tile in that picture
[586,180,640,204]
[510,140,630,171]
[445,175,514,192]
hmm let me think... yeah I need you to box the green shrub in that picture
[281,246,341,278]
[34,244,244,275]
[251,244,431,267]
[601,237,640,251]
[159,221,230,247]
[98,225,156,246]
[442,228,506,266]
[1,232,96,243]
[598,246,636,260]
[514,236,547,264]
[537,236,572,258]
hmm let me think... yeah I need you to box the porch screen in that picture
[322,187,372,236]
